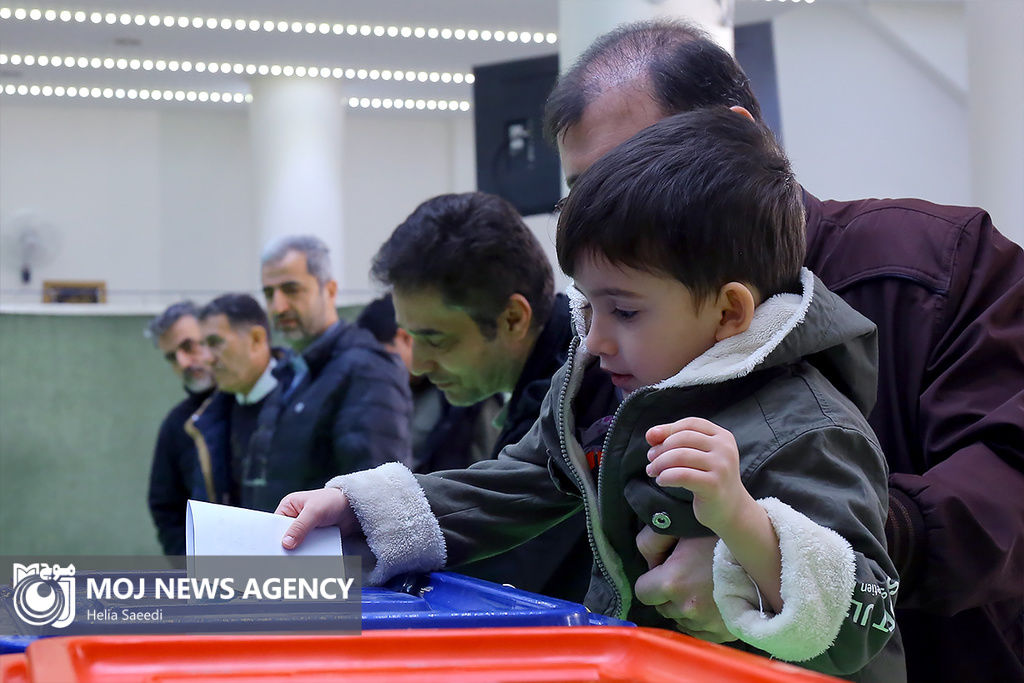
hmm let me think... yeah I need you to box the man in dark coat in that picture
[543,19,1024,682]
[187,294,286,509]
[245,235,413,512]
[369,192,598,601]
[144,301,216,555]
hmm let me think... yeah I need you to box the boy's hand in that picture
[645,417,751,535]
[275,488,357,549]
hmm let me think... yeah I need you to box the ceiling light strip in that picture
[0,82,473,111]
[0,7,558,43]
[347,96,470,111]
[0,82,251,102]
[0,53,476,84]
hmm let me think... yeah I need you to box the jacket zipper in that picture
[557,337,632,619]
[594,384,653,619]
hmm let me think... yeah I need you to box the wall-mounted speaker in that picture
[473,54,561,217]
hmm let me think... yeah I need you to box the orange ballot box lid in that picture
[0,652,30,683]
[18,627,842,683]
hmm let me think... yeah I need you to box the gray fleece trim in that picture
[712,496,856,662]
[325,462,446,585]
[566,283,590,353]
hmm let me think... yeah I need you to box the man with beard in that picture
[243,235,412,511]
[144,300,216,555]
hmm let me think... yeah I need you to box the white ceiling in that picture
[0,0,802,108]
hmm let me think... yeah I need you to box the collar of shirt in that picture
[234,358,278,405]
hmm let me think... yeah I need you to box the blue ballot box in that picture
[0,570,631,653]
[368,572,631,628]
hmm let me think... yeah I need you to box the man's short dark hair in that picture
[543,19,761,144]
[556,108,804,304]
[356,294,399,344]
[199,293,271,338]
[371,192,554,339]
[144,300,198,346]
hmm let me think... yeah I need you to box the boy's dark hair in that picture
[371,192,554,339]
[543,19,761,144]
[556,108,804,304]
[144,300,198,345]
[356,294,399,344]
[199,293,271,337]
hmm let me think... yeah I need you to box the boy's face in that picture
[573,252,721,394]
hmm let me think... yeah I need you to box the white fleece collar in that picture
[656,268,815,388]
[568,268,816,390]
[566,281,591,353]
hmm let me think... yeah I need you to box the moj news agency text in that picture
[88,575,356,601]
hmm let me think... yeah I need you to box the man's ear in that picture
[324,279,338,301]
[394,327,412,344]
[714,282,757,342]
[729,105,755,122]
[389,328,415,372]
[500,294,534,340]
[250,324,268,348]
[392,327,413,353]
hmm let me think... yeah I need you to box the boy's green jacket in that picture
[330,269,904,682]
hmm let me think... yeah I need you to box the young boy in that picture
[276,109,903,681]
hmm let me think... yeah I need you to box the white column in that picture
[558,0,734,72]
[249,77,347,280]
[967,0,1024,245]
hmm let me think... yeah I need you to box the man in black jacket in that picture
[369,192,598,600]
[246,235,413,512]
[144,300,215,555]
[188,294,284,509]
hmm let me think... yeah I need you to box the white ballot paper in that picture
[186,499,343,557]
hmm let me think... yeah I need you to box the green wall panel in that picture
[0,314,178,555]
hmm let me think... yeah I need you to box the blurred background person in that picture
[143,301,215,555]
[249,235,412,511]
[188,293,284,509]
